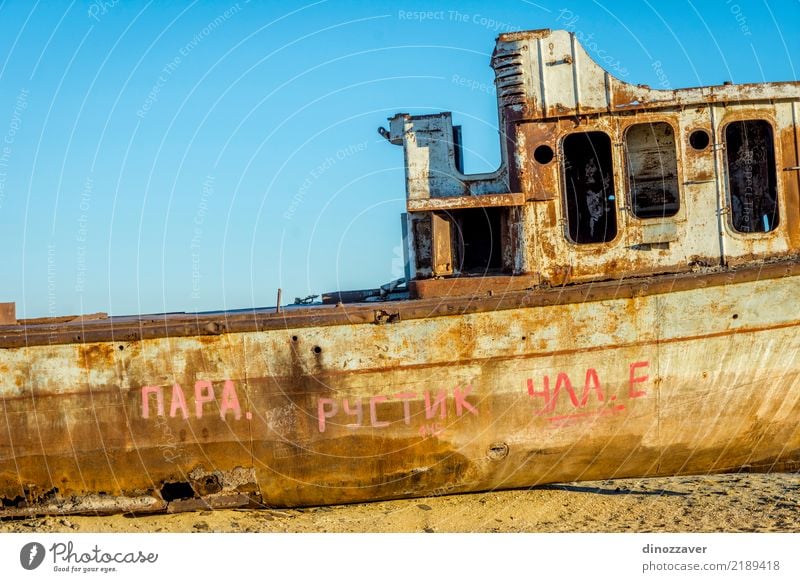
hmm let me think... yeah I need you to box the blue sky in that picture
[0,0,798,318]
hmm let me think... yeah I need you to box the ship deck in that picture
[2,257,799,349]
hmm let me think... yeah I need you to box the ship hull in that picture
[1,268,799,514]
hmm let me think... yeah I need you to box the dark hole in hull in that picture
[160,481,195,502]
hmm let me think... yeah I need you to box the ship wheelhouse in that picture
[382,29,800,299]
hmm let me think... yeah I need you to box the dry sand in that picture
[1,472,797,533]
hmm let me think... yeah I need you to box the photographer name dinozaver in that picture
[643,544,708,554]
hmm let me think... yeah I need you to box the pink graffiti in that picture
[526,361,650,423]
[317,385,479,433]
[141,380,245,421]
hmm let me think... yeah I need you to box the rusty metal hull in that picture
[1,267,799,515]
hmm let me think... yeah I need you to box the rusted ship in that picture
[2,29,799,516]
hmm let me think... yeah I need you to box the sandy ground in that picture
[1,472,797,533]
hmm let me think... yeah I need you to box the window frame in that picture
[559,129,620,246]
[721,117,781,236]
[622,120,682,221]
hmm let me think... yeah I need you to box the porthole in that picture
[533,144,555,164]
[689,129,710,151]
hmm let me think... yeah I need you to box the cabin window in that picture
[562,131,617,244]
[452,207,503,273]
[624,122,680,219]
[724,120,779,233]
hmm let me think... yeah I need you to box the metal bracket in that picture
[546,55,573,66]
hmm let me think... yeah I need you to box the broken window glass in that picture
[562,131,617,243]
[625,122,680,219]
[725,120,779,233]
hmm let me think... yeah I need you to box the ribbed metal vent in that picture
[492,51,525,105]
